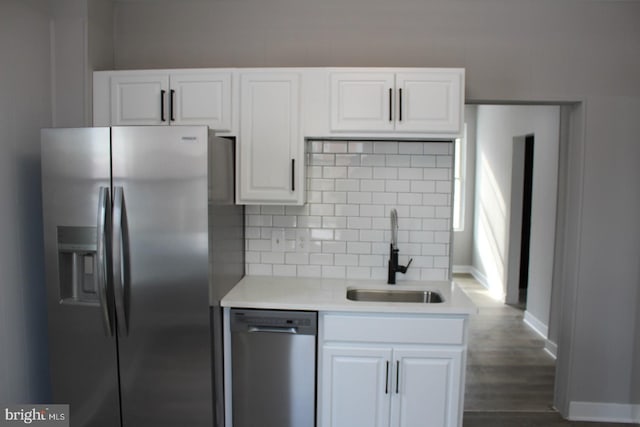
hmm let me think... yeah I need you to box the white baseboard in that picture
[569,401,640,423]
[452,265,473,274]
[523,310,549,339]
[544,339,558,359]
[469,266,490,290]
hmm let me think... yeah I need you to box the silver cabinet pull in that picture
[248,326,298,334]
[112,187,130,336]
[96,187,114,337]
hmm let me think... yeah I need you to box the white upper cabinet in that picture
[330,72,396,132]
[94,70,234,133]
[236,71,304,205]
[109,74,169,125]
[328,69,464,138]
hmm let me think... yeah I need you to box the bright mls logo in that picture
[1,405,68,427]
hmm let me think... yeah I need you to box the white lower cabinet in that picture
[319,313,467,427]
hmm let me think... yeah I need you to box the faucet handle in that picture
[398,258,413,274]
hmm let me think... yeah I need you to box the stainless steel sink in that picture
[346,288,444,303]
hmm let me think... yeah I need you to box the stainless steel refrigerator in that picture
[40,126,244,427]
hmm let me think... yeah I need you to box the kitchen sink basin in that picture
[346,288,444,303]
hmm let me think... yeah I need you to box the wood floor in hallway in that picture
[455,274,639,427]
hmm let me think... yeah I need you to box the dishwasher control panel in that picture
[230,309,317,335]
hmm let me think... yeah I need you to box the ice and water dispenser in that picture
[57,226,99,305]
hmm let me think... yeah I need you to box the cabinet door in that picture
[395,71,463,134]
[170,72,232,131]
[330,72,395,132]
[390,347,464,427]
[110,74,169,125]
[320,345,392,427]
[237,72,303,204]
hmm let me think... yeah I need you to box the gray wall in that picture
[0,0,52,403]
[452,106,476,269]
[112,0,640,412]
[51,0,114,126]
[0,0,113,404]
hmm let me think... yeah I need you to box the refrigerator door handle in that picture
[112,186,131,336]
[96,187,114,337]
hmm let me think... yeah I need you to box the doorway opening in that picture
[506,134,535,309]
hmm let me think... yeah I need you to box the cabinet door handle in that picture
[291,159,295,192]
[399,88,403,122]
[395,360,400,394]
[385,361,390,394]
[160,90,166,122]
[169,89,175,122]
[388,88,393,122]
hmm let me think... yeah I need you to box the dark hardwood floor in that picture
[455,274,639,427]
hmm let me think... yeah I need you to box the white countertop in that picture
[221,276,477,315]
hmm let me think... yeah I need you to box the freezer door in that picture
[41,128,121,427]
[110,126,212,427]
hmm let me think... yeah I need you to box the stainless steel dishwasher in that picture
[230,309,317,427]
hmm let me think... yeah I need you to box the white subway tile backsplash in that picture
[360,180,385,192]
[286,252,309,265]
[335,179,359,192]
[385,180,410,193]
[372,192,397,205]
[322,192,347,204]
[335,204,359,216]
[423,144,451,155]
[334,229,359,241]
[310,228,333,240]
[373,141,398,154]
[310,253,334,265]
[359,204,385,217]
[245,140,453,281]
[385,155,411,167]
[398,168,423,180]
[399,142,423,155]
[322,241,347,253]
[348,241,371,254]
[361,154,386,167]
[309,153,334,166]
[273,215,297,228]
[322,216,347,229]
[309,204,334,216]
[348,166,373,179]
[411,155,436,167]
[373,167,397,180]
[348,141,373,153]
[347,192,372,204]
[335,154,361,166]
[323,166,347,179]
[410,180,436,193]
[323,142,348,153]
[334,254,358,266]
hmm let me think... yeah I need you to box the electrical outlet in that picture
[271,228,285,252]
[296,229,309,252]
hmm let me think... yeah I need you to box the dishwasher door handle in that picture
[248,326,298,334]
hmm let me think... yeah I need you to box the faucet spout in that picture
[390,209,398,249]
